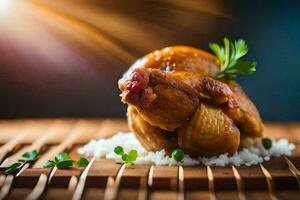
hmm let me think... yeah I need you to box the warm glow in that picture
[0,0,14,17]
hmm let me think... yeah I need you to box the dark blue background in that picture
[233,0,300,121]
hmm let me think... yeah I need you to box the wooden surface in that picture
[0,119,299,200]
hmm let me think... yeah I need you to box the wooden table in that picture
[0,119,299,200]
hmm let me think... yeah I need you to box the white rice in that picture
[78,132,295,166]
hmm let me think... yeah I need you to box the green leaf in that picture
[223,38,230,70]
[235,60,256,74]
[229,41,235,63]
[114,147,138,165]
[208,43,224,62]
[56,160,74,169]
[122,154,130,164]
[55,152,71,163]
[114,146,124,155]
[43,160,56,168]
[19,150,39,162]
[234,39,248,59]
[5,162,23,174]
[128,150,138,162]
[172,149,185,162]
[76,157,89,167]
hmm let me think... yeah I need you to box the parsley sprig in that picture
[114,146,138,165]
[209,38,257,80]
[5,150,39,174]
[43,152,89,169]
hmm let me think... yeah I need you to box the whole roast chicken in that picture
[119,45,264,157]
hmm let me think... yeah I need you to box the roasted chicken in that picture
[119,46,264,157]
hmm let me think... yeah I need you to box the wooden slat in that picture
[0,120,74,167]
[264,123,293,142]
[0,120,30,144]
[0,120,53,163]
[183,166,208,190]
[33,119,101,168]
[0,119,299,200]
[86,159,121,188]
[262,157,299,190]
[237,165,268,191]
[286,123,300,144]
[151,166,178,190]
[94,119,129,139]
[211,167,237,191]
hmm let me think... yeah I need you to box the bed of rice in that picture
[78,132,295,166]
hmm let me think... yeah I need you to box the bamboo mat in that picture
[0,119,299,200]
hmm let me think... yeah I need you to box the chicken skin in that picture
[178,103,240,157]
[127,106,177,154]
[119,68,233,131]
[224,81,264,137]
[119,46,219,80]
[119,46,264,157]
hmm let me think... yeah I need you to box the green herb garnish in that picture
[5,150,39,174]
[262,138,272,150]
[5,162,23,174]
[55,152,71,163]
[43,152,89,169]
[209,38,256,80]
[114,146,138,165]
[172,149,185,162]
[114,146,124,155]
[76,157,90,167]
[18,150,39,162]
[56,160,74,169]
[43,160,56,168]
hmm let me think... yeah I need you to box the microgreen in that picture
[114,146,138,165]
[114,146,124,155]
[18,150,39,162]
[262,138,272,150]
[56,160,74,169]
[43,152,89,169]
[209,38,257,80]
[5,162,23,174]
[5,150,39,174]
[43,160,56,168]
[76,157,90,167]
[172,149,185,162]
[55,152,71,163]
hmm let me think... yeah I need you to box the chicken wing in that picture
[178,103,240,157]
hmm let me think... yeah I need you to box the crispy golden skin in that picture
[223,81,264,137]
[119,45,264,157]
[127,106,177,154]
[178,103,240,157]
[119,68,233,131]
[121,46,219,78]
